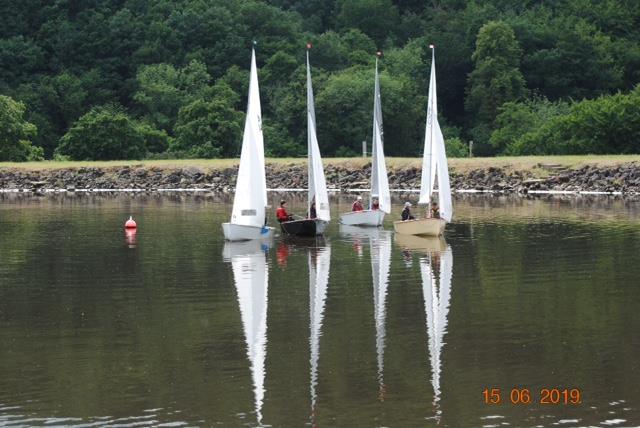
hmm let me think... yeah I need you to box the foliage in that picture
[466,21,527,155]
[57,105,147,160]
[445,137,469,158]
[0,95,41,161]
[1,0,640,158]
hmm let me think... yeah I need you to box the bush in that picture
[445,137,468,158]
[0,95,41,161]
[56,105,146,160]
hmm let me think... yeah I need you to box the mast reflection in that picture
[223,241,270,426]
[309,244,331,425]
[370,230,392,401]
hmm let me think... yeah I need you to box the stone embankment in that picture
[1,162,639,195]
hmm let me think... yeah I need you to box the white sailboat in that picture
[308,245,331,422]
[340,54,390,227]
[223,240,270,426]
[394,45,453,236]
[370,230,392,401]
[420,244,453,421]
[281,45,330,236]
[222,45,274,241]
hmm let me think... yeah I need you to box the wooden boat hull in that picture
[280,219,328,236]
[339,210,385,226]
[222,223,274,241]
[393,218,446,236]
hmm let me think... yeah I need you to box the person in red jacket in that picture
[352,195,364,211]
[276,200,294,222]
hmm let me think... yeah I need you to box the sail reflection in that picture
[223,241,270,426]
[309,244,331,423]
[419,241,453,421]
[370,230,392,401]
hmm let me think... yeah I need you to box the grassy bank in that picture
[1,155,638,175]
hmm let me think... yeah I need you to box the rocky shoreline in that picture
[1,162,639,195]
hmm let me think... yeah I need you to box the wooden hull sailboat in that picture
[339,53,390,228]
[222,45,274,241]
[281,45,331,237]
[393,217,446,237]
[394,45,452,237]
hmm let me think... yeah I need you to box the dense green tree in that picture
[336,0,400,46]
[171,81,243,158]
[0,95,41,161]
[466,20,527,154]
[57,105,147,160]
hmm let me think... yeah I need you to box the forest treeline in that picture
[1,0,639,161]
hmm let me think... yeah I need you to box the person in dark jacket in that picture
[401,201,415,221]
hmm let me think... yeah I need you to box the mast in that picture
[419,45,437,211]
[371,52,391,213]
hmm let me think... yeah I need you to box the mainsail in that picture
[418,46,453,222]
[370,56,391,214]
[230,47,268,228]
[306,49,330,221]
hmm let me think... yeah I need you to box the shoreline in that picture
[1,158,638,196]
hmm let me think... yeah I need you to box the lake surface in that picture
[1,192,639,427]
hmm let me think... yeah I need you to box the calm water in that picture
[1,192,639,427]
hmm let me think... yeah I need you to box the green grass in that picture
[0,155,638,173]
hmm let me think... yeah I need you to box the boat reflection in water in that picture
[396,234,452,422]
[223,240,270,426]
[340,225,393,401]
[308,244,331,425]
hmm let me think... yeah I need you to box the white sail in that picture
[370,57,391,214]
[307,50,330,221]
[418,46,453,222]
[370,231,392,395]
[420,245,453,415]
[309,246,331,412]
[225,241,269,425]
[230,47,268,228]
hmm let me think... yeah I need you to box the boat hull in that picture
[393,218,446,236]
[222,223,274,241]
[339,210,385,226]
[280,219,328,236]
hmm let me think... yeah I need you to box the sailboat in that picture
[280,45,330,236]
[339,53,390,227]
[308,245,331,423]
[393,45,452,236]
[222,44,274,241]
[223,240,270,426]
[370,230,392,401]
[420,244,453,421]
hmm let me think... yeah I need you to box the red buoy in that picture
[125,216,137,229]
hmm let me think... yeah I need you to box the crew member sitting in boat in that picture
[371,197,380,210]
[430,201,440,219]
[309,199,317,219]
[352,195,364,211]
[276,200,294,222]
[401,201,415,221]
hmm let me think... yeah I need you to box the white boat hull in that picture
[339,210,385,226]
[393,218,446,236]
[222,223,274,241]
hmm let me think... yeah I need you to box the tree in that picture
[171,81,243,158]
[57,105,146,160]
[336,0,400,46]
[0,95,41,161]
[466,21,527,154]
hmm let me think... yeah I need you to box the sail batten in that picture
[230,48,267,228]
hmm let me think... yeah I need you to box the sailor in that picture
[401,201,415,221]
[430,201,440,219]
[276,200,293,222]
[352,195,364,212]
[371,197,380,210]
